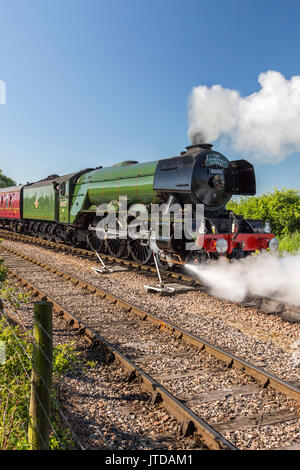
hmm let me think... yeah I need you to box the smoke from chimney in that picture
[188,71,300,163]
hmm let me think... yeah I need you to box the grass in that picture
[0,316,86,449]
[0,250,95,450]
[0,319,31,449]
[0,299,93,450]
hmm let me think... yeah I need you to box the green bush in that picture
[227,188,300,237]
[278,231,300,254]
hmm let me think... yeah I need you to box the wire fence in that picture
[0,283,85,450]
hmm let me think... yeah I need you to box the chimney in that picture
[180,143,213,156]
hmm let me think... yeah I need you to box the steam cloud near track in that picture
[185,252,300,306]
[188,70,300,163]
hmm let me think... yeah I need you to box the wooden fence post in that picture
[28,301,53,450]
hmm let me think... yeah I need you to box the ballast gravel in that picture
[1,240,300,450]
[2,291,205,450]
[2,239,299,380]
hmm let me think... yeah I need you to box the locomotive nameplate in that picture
[205,154,229,168]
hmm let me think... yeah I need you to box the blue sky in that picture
[0,0,299,194]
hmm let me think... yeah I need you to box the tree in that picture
[227,188,300,237]
[0,170,16,189]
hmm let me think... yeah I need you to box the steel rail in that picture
[2,229,300,322]
[0,229,195,283]
[2,244,300,404]
[1,256,236,450]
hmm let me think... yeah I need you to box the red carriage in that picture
[0,185,23,222]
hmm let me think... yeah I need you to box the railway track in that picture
[0,228,299,323]
[1,244,300,449]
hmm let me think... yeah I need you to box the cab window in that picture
[59,181,66,196]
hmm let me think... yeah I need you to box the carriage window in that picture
[0,196,3,206]
[9,195,12,207]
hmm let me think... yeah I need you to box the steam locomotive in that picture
[0,143,278,267]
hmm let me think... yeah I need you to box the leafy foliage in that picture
[0,257,8,283]
[278,231,300,254]
[0,170,16,189]
[0,298,91,449]
[227,188,300,237]
[53,342,79,376]
[0,320,31,450]
[0,283,31,307]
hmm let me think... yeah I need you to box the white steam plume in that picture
[185,252,300,306]
[188,71,300,163]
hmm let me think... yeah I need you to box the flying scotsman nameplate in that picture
[205,154,229,168]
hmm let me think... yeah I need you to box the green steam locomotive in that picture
[0,143,277,266]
